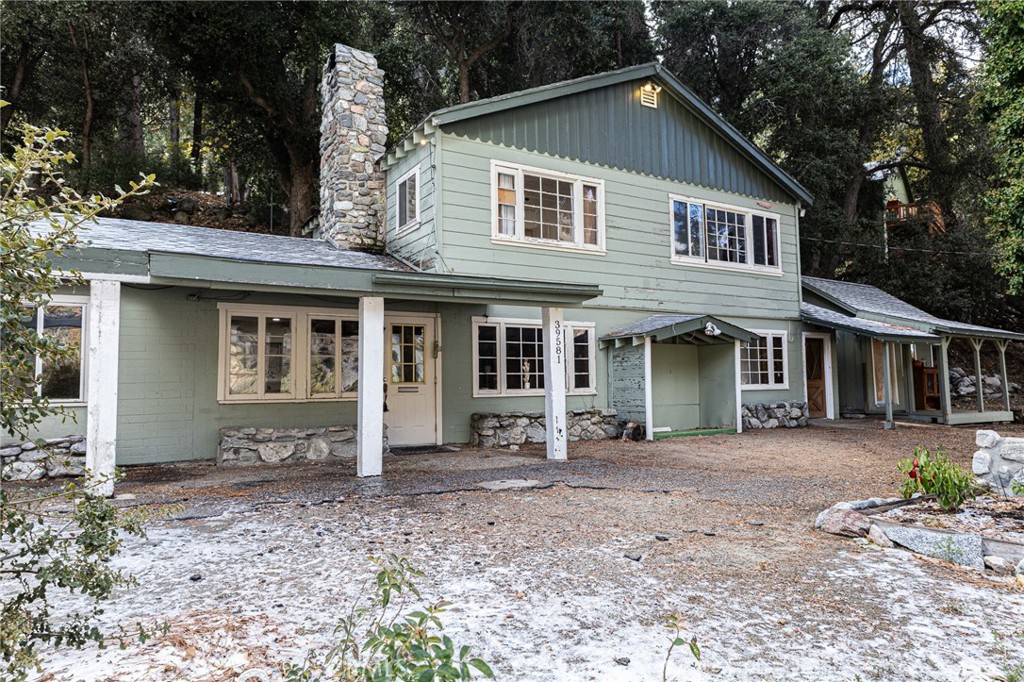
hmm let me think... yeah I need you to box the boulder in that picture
[815,507,871,537]
[868,524,894,548]
[983,555,1013,577]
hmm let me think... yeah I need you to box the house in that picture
[800,277,1023,427]
[17,43,1009,491]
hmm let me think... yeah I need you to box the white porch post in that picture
[998,340,1011,412]
[357,296,384,477]
[542,307,567,460]
[734,339,743,433]
[971,337,985,414]
[882,340,894,430]
[644,336,654,441]
[86,280,121,497]
[938,336,953,424]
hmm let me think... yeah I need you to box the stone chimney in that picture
[319,44,389,249]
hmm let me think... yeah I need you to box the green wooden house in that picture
[29,43,983,487]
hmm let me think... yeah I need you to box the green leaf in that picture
[468,659,494,678]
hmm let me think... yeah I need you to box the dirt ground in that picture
[31,422,1024,681]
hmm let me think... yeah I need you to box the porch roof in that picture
[803,277,1024,341]
[600,314,757,346]
[801,304,940,344]
[39,217,602,306]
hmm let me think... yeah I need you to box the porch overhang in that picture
[801,304,939,344]
[599,314,757,348]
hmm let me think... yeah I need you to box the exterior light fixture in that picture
[640,81,661,109]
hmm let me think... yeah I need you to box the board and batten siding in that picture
[385,142,441,271]
[436,135,802,320]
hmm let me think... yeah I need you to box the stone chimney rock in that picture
[319,44,389,249]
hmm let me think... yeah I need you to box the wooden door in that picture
[384,317,437,446]
[805,337,827,418]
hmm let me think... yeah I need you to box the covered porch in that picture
[600,314,757,438]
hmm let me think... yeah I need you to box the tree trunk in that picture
[190,96,203,172]
[0,43,34,136]
[128,72,145,157]
[169,97,180,153]
[67,23,94,183]
[458,59,471,104]
[283,150,315,237]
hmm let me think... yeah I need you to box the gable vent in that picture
[640,81,661,109]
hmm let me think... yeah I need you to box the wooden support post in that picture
[86,280,121,497]
[542,307,567,460]
[971,337,985,413]
[938,336,952,424]
[734,339,743,433]
[357,296,384,477]
[644,336,654,441]
[998,339,1011,413]
[882,340,894,430]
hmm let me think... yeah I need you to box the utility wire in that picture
[801,235,998,258]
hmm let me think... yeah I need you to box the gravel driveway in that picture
[36,422,1024,681]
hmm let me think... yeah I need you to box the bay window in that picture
[472,317,596,396]
[671,195,780,271]
[491,161,604,251]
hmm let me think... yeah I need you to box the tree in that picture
[980,0,1024,295]
[0,115,155,681]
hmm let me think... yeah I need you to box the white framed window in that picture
[396,165,419,233]
[472,317,596,397]
[491,160,605,252]
[218,303,361,403]
[670,195,781,272]
[20,295,88,404]
[740,330,788,389]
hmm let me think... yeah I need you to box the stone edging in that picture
[470,409,620,448]
[0,436,87,480]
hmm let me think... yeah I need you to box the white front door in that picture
[384,315,438,446]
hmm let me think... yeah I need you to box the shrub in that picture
[898,446,978,511]
[285,555,494,682]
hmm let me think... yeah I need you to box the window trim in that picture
[740,329,789,390]
[395,164,420,235]
[471,316,597,398]
[217,303,361,404]
[23,294,89,406]
[668,194,783,275]
[490,160,606,254]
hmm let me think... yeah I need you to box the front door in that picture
[384,316,438,446]
[805,337,827,418]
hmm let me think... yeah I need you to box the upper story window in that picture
[20,297,88,403]
[396,166,419,233]
[491,161,605,252]
[671,196,780,272]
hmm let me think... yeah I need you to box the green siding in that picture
[444,78,791,203]
[609,344,646,423]
[438,135,802,320]
[699,344,737,428]
[386,142,441,271]
[651,345,700,430]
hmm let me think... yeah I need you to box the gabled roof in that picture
[803,277,1023,341]
[600,313,757,346]
[801,303,939,344]
[408,63,813,206]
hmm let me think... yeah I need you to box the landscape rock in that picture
[816,507,871,537]
[470,409,620,448]
[983,555,1013,576]
[878,523,985,569]
[0,435,87,480]
[972,429,1024,495]
[867,524,894,548]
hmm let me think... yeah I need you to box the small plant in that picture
[662,613,701,681]
[898,446,978,511]
[285,555,494,682]
[1012,479,1024,497]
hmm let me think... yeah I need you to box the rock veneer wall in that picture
[319,43,389,249]
[741,401,809,429]
[218,425,388,466]
[973,430,1024,495]
[470,409,620,448]
[1,436,87,480]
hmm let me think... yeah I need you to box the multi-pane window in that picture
[671,197,780,270]
[740,331,788,388]
[492,161,604,251]
[396,166,419,232]
[220,305,363,402]
[20,300,87,402]
[472,318,596,396]
[391,324,426,384]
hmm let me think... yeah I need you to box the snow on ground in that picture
[36,487,1024,682]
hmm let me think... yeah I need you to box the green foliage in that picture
[285,555,494,682]
[0,115,155,681]
[980,0,1024,295]
[1011,479,1024,497]
[898,446,978,512]
[662,612,701,682]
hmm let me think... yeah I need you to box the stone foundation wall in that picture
[1,436,87,480]
[218,425,387,466]
[741,401,809,430]
[973,430,1024,496]
[470,409,619,448]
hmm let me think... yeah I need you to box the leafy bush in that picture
[285,555,494,682]
[898,447,978,511]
